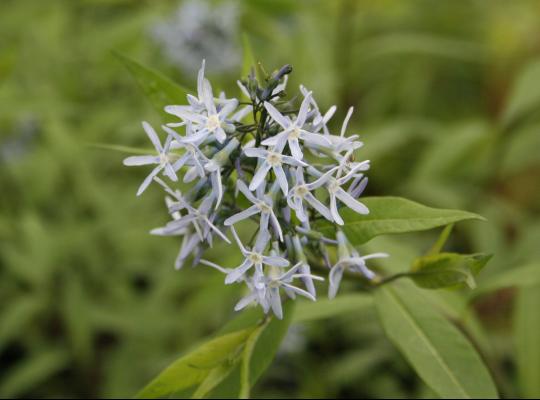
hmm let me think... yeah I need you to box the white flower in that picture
[243,147,307,195]
[287,167,334,222]
[166,62,238,144]
[262,93,331,160]
[223,227,289,284]
[235,262,322,319]
[123,121,178,196]
[162,124,209,178]
[328,231,388,298]
[224,181,284,241]
[152,193,229,246]
[316,165,370,225]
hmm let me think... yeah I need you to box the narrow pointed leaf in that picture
[409,253,492,289]
[318,197,484,245]
[515,286,540,398]
[115,52,190,118]
[375,281,498,399]
[135,329,252,399]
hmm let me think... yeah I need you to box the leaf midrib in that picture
[385,286,470,398]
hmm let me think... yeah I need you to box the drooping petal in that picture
[249,162,272,192]
[296,92,312,126]
[224,205,259,226]
[273,165,289,196]
[330,193,344,225]
[269,287,283,319]
[142,121,163,153]
[225,259,253,284]
[305,192,333,221]
[262,255,289,268]
[263,101,291,129]
[123,155,159,166]
[289,138,303,160]
[136,165,162,196]
[335,188,369,215]
[328,265,345,299]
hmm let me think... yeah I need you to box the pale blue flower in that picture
[123,121,178,196]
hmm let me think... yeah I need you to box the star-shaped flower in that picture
[262,93,331,160]
[123,121,178,196]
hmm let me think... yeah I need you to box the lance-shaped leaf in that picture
[318,197,484,245]
[515,286,540,399]
[375,281,499,399]
[210,302,294,399]
[135,329,252,399]
[474,262,540,297]
[115,52,190,118]
[408,252,492,289]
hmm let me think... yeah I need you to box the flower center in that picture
[257,201,272,214]
[206,114,221,132]
[266,151,282,167]
[289,127,301,140]
[159,153,170,166]
[248,252,263,265]
[327,178,340,193]
[294,185,309,198]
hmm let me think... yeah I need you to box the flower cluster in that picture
[124,61,388,318]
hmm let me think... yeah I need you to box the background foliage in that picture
[1,0,539,398]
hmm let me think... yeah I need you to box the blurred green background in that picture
[1,0,540,398]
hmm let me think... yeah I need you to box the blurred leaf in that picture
[191,363,236,399]
[409,253,492,289]
[135,329,253,399]
[503,58,540,126]
[357,33,486,63]
[500,123,540,176]
[293,293,373,323]
[318,197,484,245]
[0,296,44,351]
[0,349,70,398]
[115,52,190,119]
[87,142,155,155]
[474,263,540,297]
[239,319,269,399]
[375,281,498,399]
[211,302,294,398]
[239,305,295,398]
[241,33,256,79]
[515,286,540,399]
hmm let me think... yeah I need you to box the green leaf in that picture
[515,285,540,399]
[503,58,540,126]
[426,224,454,256]
[0,349,70,398]
[135,328,253,399]
[87,142,154,155]
[375,281,498,399]
[238,303,294,398]
[191,362,237,399]
[239,319,270,399]
[210,302,294,398]
[293,293,373,323]
[318,197,484,245]
[475,262,540,297]
[241,33,256,79]
[409,253,492,289]
[115,52,190,118]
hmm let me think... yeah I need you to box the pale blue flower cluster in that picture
[124,61,387,318]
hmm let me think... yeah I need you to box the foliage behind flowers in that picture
[1,0,540,399]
